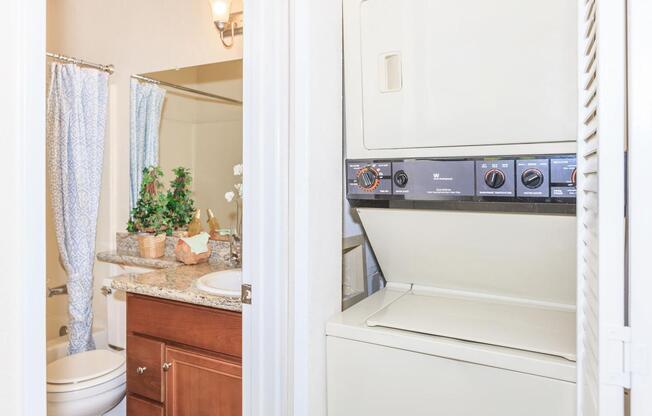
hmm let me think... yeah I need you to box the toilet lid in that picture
[47,349,125,385]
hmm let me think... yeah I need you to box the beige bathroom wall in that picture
[46,0,243,330]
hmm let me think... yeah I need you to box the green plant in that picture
[167,167,196,230]
[127,166,171,235]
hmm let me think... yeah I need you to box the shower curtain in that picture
[129,79,166,210]
[47,63,108,354]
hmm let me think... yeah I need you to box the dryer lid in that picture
[356,208,576,306]
[47,349,125,385]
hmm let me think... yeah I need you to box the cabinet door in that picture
[127,335,165,402]
[165,347,242,416]
[127,394,164,416]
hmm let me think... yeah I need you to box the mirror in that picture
[131,59,243,234]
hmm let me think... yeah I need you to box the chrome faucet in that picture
[229,233,242,267]
[47,284,68,297]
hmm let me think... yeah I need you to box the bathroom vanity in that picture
[125,293,242,415]
[107,252,243,416]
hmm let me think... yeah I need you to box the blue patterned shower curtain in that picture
[129,79,166,210]
[47,63,108,354]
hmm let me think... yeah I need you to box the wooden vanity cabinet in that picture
[126,293,242,416]
[127,394,165,416]
[165,347,242,415]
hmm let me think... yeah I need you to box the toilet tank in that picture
[103,278,126,349]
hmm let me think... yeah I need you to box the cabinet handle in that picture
[136,366,147,375]
[162,362,172,371]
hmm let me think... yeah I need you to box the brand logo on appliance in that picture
[432,172,452,181]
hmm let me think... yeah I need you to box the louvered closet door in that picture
[576,0,627,415]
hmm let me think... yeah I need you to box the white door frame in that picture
[242,0,343,415]
[627,0,652,412]
[0,0,47,414]
[242,0,291,413]
[0,0,343,413]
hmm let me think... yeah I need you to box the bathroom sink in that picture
[195,269,242,297]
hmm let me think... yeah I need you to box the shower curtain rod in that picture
[131,74,242,106]
[47,52,115,74]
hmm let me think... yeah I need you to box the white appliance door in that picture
[576,0,627,414]
[328,336,576,416]
[358,0,577,150]
[357,208,577,306]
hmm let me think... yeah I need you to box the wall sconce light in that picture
[209,0,242,48]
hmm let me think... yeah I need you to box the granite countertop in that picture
[97,251,180,269]
[111,262,242,312]
[97,232,236,269]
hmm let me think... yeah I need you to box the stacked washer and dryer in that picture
[327,0,579,415]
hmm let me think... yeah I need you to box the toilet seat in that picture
[47,349,126,393]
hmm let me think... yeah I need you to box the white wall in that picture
[46,0,243,330]
[0,0,47,413]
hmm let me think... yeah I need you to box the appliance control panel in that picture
[346,155,576,203]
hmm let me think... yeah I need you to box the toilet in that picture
[47,279,127,416]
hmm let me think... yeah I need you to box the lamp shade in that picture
[209,0,232,23]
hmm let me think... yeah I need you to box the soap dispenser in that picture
[207,209,221,240]
[187,209,203,237]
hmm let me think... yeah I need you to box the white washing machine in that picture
[328,207,577,415]
[329,0,578,414]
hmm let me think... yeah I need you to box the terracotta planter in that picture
[174,239,212,265]
[137,234,166,259]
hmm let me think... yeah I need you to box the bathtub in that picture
[46,325,108,364]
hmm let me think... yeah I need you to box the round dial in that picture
[393,170,409,188]
[571,168,577,187]
[356,166,380,191]
[484,168,506,189]
[521,168,544,189]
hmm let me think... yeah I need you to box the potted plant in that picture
[166,167,196,235]
[127,166,171,258]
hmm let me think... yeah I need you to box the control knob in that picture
[521,168,544,189]
[393,170,409,188]
[484,168,506,189]
[571,168,577,187]
[356,166,380,191]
